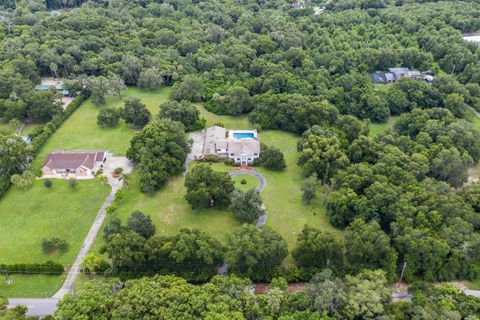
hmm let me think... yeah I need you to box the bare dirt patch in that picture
[467,165,479,185]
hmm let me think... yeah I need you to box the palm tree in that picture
[50,62,59,80]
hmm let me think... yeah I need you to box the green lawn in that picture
[211,131,341,249]
[0,88,171,297]
[0,179,110,266]
[31,87,170,169]
[197,104,250,129]
[467,278,480,290]
[92,128,339,266]
[0,179,109,297]
[465,107,480,130]
[369,116,399,137]
[0,119,42,136]
[232,174,260,191]
[0,275,65,298]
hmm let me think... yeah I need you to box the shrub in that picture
[192,118,207,131]
[240,179,247,185]
[96,259,111,273]
[44,179,52,189]
[95,168,104,177]
[106,202,118,215]
[68,178,78,189]
[224,158,235,165]
[41,237,68,254]
[114,189,125,201]
[203,154,220,162]
[97,107,121,127]
[0,261,64,275]
[257,144,286,171]
[27,125,45,140]
[113,167,123,175]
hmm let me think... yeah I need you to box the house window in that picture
[217,149,221,152]
[254,153,258,156]
[230,153,234,156]
[236,158,240,161]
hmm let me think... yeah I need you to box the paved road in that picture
[9,176,122,316]
[229,169,267,226]
[218,170,267,274]
[8,298,59,317]
[229,170,266,192]
[184,132,205,173]
[52,184,119,299]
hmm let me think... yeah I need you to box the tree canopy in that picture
[127,119,190,193]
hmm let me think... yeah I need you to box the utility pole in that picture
[396,261,407,292]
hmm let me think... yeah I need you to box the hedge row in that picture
[0,260,64,274]
[31,94,86,154]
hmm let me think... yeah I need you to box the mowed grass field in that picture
[0,275,66,298]
[91,107,340,266]
[1,87,340,295]
[31,87,170,169]
[0,180,109,297]
[1,88,167,297]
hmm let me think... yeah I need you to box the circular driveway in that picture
[229,170,266,192]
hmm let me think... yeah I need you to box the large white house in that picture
[203,126,260,165]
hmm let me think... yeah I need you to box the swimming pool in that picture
[233,132,255,139]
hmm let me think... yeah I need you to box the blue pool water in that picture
[233,132,255,139]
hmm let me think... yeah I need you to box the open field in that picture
[369,116,399,137]
[0,275,65,298]
[31,87,170,169]
[91,116,340,266]
[232,174,260,191]
[0,179,109,297]
[0,179,110,266]
[2,87,340,296]
[197,104,250,129]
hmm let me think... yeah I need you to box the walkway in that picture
[219,169,267,275]
[229,169,266,193]
[8,173,124,316]
[52,184,120,299]
[184,131,206,174]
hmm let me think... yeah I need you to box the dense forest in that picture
[2,0,480,317]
